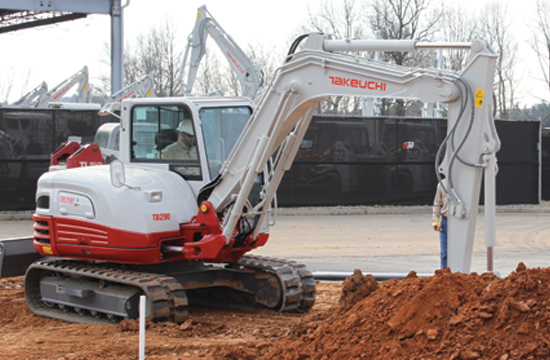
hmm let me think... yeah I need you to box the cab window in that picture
[200,106,251,178]
[130,105,201,179]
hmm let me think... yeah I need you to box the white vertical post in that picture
[110,0,124,94]
[423,103,434,117]
[484,155,497,272]
[362,98,374,116]
[362,31,383,117]
[139,295,146,360]
[435,49,444,118]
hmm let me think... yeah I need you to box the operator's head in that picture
[176,119,195,148]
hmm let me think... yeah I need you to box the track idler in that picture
[231,255,316,313]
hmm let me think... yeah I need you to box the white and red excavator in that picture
[24,33,498,324]
[36,66,93,109]
[8,82,48,108]
[99,73,156,116]
[4,66,90,109]
[175,5,263,99]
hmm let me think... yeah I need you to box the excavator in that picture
[93,73,156,161]
[36,66,91,109]
[0,67,90,109]
[25,33,498,324]
[8,82,48,108]
[175,5,263,99]
[93,5,259,158]
[99,73,156,115]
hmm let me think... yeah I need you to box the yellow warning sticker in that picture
[475,89,484,108]
[42,246,53,255]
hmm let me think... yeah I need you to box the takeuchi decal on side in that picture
[329,76,387,91]
[227,51,245,74]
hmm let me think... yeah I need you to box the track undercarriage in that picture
[24,255,316,324]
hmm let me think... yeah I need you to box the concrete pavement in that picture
[2,203,549,277]
[253,210,550,277]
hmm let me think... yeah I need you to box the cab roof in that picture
[122,96,253,107]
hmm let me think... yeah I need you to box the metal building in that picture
[0,0,126,93]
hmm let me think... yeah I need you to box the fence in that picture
[277,116,541,207]
[0,109,542,211]
[0,108,117,210]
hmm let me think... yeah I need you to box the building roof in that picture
[0,9,86,34]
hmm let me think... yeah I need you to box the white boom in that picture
[36,66,90,108]
[176,5,262,99]
[10,82,48,108]
[99,73,156,115]
[204,33,499,273]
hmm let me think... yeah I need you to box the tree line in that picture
[5,0,547,124]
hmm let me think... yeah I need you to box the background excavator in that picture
[25,33,498,325]
[1,67,90,109]
[98,72,156,115]
[175,5,263,99]
[93,5,262,161]
[7,82,48,108]
[36,66,92,109]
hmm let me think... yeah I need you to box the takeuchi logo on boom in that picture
[329,76,387,91]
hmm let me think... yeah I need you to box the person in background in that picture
[432,179,448,269]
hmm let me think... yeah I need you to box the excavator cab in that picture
[123,99,253,182]
[129,104,202,179]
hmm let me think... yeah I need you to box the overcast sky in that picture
[0,0,545,107]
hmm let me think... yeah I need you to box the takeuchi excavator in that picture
[9,82,48,108]
[26,33,498,324]
[98,73,156,115]
[175,5,263,99]
[36,66,91,109]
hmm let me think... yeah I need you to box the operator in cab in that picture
[161,119,197,160]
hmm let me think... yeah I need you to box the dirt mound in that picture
[339,268,379,311]
[262,263,550,360]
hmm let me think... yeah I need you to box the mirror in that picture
[110,159,125,188]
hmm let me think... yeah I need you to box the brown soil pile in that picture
[262,262,550,360]
[2,263,550,359]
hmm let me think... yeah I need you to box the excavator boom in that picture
[205,34,498,273]
[10,82,48,108]
[176,5,262,99]
[99,73,156,115]
[36,66,90,108]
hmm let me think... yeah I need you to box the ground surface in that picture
[0,277,339,360]
[4,207,550,276]
[2,264,550,359]
[2,207,550,359]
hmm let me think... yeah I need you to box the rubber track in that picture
[25,260,189,325]
[237,255,316,313]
